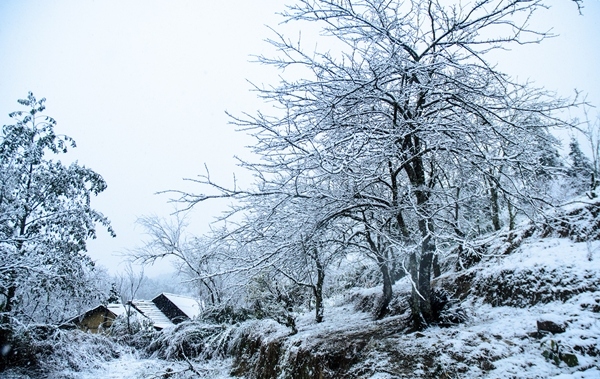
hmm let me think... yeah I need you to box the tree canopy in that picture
[146,0,578,331]
[0,93,114,327]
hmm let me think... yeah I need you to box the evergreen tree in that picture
[567,137,594,193]
[107,283,122,304]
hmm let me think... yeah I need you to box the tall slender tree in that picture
[567,137,594,194]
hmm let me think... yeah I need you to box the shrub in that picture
[146,321,232,361]
[1,323,126,375]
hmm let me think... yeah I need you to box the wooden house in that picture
[151,293,201,324]
[128,299,174,330]
[61,303,128,333]
[61,293,201,333]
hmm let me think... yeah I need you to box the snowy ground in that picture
[3,355,235,379]
[350,236,600,378]
[228,235,600,378]
[3,233,598,378]
[70,355,234,379]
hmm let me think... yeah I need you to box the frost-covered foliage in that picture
[109,312,158,349]
[567,138,595,195]
[200,303,256,325]
[31,329,125,374]
[0,93,114,330]
[541,197,600,242]
[0,324,126,376]
[147,321,233,361]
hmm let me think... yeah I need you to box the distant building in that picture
[61,303,129,333]
[128,299,174,330]
[61,293,202,333]
[151,293,201,324]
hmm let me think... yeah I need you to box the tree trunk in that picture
[417,218,435,325]
[3,285,16,316]
[404,142,435,330]
[313,258,325,323]
[408,251,422,330]
[490,179,501,231]
[432,254,441,278]
[365,230,393,320]
[507,200,516,231]
[375,253,393,320]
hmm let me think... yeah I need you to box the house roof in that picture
[61,294,198,331]
[61,303,131,331]
[155,292,201,320]
[106,303,128,317]
[63,304,117,326]
[130,300,175,330]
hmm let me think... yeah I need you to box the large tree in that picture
[178,0,573,330]
[0,93,114,327]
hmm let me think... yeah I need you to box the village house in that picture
[62,293,201,333]
[61,303,129,333]
[128,299,174,330]
[151,293,201,324]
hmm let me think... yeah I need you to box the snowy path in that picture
[72,355,164,379]
[72,354,234,379]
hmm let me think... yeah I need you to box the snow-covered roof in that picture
[155,293,201,320]
[130,300,174,329]
[106,303,127,317]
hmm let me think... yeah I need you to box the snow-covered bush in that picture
[0,322,46,371]
[541,339,579,367]
[541,198,600,242]
[109,312,158,350]
[200,303,255,325]
[146,321,232,361]
[473,265,600,307]
[1,323,126,375]
[33,329,125,373]
[337,262,380,289]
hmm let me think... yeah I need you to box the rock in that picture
[480,359,495,371]
[537,320,565,334]
[561,353,579,367]
[527,331,545,339]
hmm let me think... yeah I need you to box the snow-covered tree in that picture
[567,137,594,194]
[174,0,574,330]
[0,93,114,329]
[132,214,230,306]
[576,115,600,197]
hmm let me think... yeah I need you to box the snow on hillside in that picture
[223,232,600,378]
[344,235,600,378]
[4,209,598,378]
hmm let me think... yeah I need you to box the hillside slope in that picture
[230,200,600,378]
[3,201,598,379]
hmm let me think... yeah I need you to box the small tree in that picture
[133,214,228,307]
[578,114,600,197]
[567,137,594,194]
[115,264,146,335]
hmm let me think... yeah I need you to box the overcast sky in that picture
[0,0,599,277]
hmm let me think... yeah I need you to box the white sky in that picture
[0,0,598,277]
